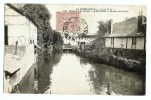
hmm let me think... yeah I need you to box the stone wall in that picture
[4,44,36,93]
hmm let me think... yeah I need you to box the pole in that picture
[15,41,18,55]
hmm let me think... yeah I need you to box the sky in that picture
[46,4,146,35]
[1,0,151,100]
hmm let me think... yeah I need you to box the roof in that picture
[104,17,146,38]
[6,4,38,27]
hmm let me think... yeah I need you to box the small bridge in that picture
[63,47,73,52]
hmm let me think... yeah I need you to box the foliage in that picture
[97,21,108,36]
[78,33,87,38]
[52,30,64,52]
[89,21,109,55]
[21,4,53,47]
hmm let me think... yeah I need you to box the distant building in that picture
[76,35,95,45]
[75,35,96,50]
[63,34,95,50]
[63,35,95,45]
[4,4,37,46]
[104,12,146,51]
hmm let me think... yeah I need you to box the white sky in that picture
[1,0,151,99]
[46,4,146,35]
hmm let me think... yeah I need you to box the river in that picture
[19,53,145,95]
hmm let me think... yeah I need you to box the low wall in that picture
[107,48,146,60]
[5,45,26,55]
[4,44,36,93]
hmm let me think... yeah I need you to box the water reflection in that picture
[19,53,145,95]
[49,53,92,94]
[35,53,62,93]
[19,64,35,93]
[80,58,145,95]
[19,52,62,94]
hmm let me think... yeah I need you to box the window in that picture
[5,25,8,45]
[120,38,124,48]
[132,38,136,45]
[30,40,32,44]
[111,38,114,48]
[132,38,137,49]
[111,38,114,44]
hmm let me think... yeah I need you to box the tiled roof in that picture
[104,17,146,38]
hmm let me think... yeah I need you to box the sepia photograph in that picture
[3,3,146,95]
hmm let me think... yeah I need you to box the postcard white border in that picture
[0,0,151,100]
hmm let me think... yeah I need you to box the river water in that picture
[19,53,145,95]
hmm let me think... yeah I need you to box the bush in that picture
[52,30,63,52]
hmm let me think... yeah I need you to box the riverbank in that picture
[18,53,145,95]
[73,49,146,74]
[4,45,36,93]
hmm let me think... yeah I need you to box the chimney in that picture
[108,19,113,34]
[137,11,146,33]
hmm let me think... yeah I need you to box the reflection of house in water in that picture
[88,64,145,95]
[104,11,146,58]
[104,69,145,95]
[4,4,38,93]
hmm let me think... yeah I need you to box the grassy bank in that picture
[73,49,145,74]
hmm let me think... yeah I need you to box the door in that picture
[5,25,8,45]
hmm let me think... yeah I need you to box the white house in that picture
[73,35,96,50]
[104,12,146,51]
[4,4,38,93]
[4,4,37,46]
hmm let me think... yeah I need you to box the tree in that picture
[89,21,108,55]
[78,33,87,38]
[21,4,53,47]
[97,21,108,36]
[52,30,64,52]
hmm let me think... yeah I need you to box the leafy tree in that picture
[78,33,87,38]
[21,4,53,47]
[89,21,108,55]
[97,21,108,36]
[52,30,64,52]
